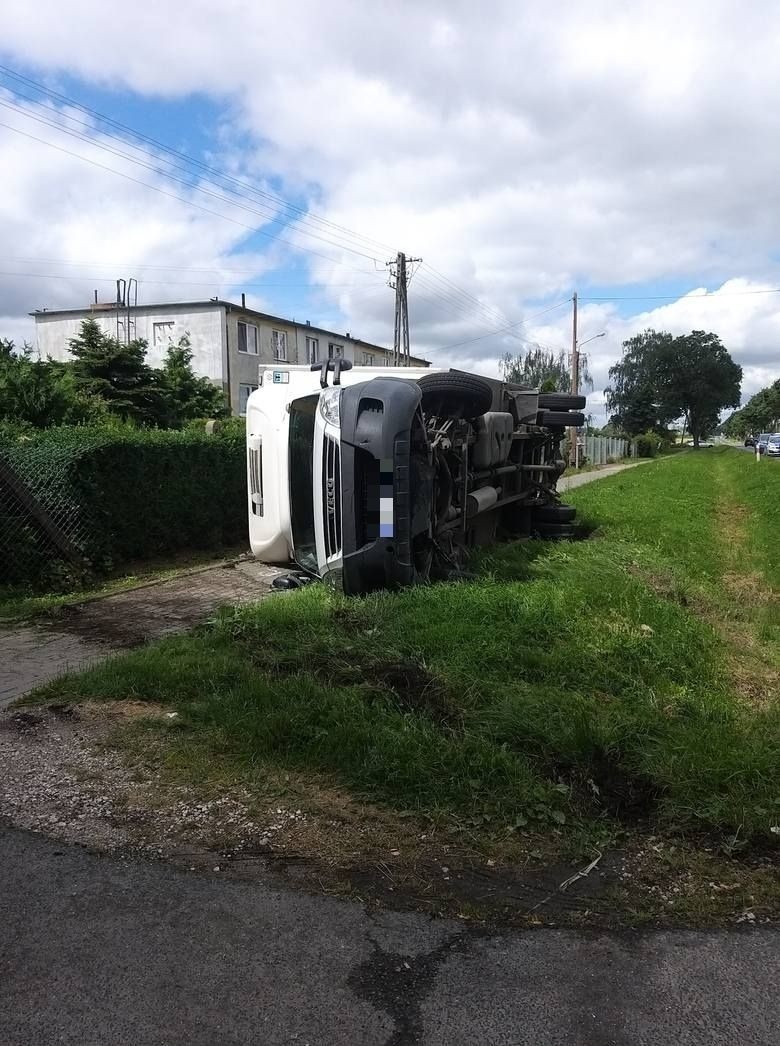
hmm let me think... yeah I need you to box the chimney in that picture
[94,289,98,304]
[241,293,246,309]
[306,319,311,326]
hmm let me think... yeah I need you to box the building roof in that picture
[31,298,430,365]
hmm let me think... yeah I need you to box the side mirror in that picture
[310,358,354,388]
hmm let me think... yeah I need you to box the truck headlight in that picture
[319,387,341,426]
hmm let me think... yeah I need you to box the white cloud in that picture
[0,92,282,347]
[1,0,779,402]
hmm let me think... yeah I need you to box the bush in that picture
[634,431,660,458]
[0,425,247,586]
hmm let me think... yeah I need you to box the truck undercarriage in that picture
[246,364,585,596]
[336,370,584,594]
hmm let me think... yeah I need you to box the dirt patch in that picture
[365,660,461,725]
[715,497,750,547]
[552,753,661,824]
[626,564,691,608]
[253,647,462,726]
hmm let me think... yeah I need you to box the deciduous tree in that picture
[606,329,742,445]
[500,345,593,393]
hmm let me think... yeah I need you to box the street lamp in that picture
[571,331,605,469]
[578,331,606,352]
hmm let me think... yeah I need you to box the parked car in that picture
[766,434,780,457]
[744,435,756,448]
[756,433,772,454]
[246,362,585,594]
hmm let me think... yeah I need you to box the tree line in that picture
[0,319,226,431]
[499,329,744,447]
[605,329,742,447]
[722,379,780,439]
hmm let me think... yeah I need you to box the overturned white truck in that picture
[246,360,585,595]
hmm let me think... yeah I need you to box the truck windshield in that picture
[288,394,319,573]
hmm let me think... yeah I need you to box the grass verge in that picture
[27,449,779,924]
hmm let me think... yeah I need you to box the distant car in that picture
[756,432,772,454]
[744,435,756,448]
[766,434,780,457]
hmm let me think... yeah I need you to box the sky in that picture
[1,0,779,423]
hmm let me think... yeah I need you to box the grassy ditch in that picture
[28,448,779,923]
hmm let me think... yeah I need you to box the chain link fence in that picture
[1,428,248,593]
[0,442,96,589]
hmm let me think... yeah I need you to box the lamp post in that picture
[571,331,605,468]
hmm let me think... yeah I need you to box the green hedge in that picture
[1,425,247,587]
[634,431,660,458]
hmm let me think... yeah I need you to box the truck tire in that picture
[418,373,493,419]
[532,522,582,540]
[537,393,586,410]
[538,410,585,428]
[534,504,576,523]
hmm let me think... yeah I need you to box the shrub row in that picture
[1,424,247,587]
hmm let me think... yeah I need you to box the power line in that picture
[580,289,780,301]
[433,299,572,352]
[2,255,381,278]
[1,99,524,336]
[0,270,376,289]
[0,64,551,338]
[0,118,390,280]
[0,66,401,261]
[418,262,517,328]
[0,97,389,265]
[0,66,541,330]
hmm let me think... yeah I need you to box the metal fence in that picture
[582,435,632,466]
[0,448,94,589]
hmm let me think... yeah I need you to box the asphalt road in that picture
[1,828,777,1045]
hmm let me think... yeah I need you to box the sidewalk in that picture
[558,458,652,493]
[0,559,281,709]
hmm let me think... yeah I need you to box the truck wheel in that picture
[532,522,582,540]
[537,393,586,410]
[534,504,576,523]
[538,410,585,428]
[418,373,493,419]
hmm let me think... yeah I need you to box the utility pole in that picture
[569,291,579,467]
[387,251,421,365]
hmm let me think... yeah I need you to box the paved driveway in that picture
[1,827,777,1046]
[0,560,281,708]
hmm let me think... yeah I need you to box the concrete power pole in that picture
[569,291,579,466]
[387,251,421,366]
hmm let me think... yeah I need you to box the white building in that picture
[31,298,429,415]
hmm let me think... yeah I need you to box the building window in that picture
[237,321,258,355]
[328,342,343,359]
[361,352,375,365]
[306,336,319,364]
[239,383,259,416]
[153,321,175,346]
[272,329,287,361]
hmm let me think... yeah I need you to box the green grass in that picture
[33,449,780,847]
